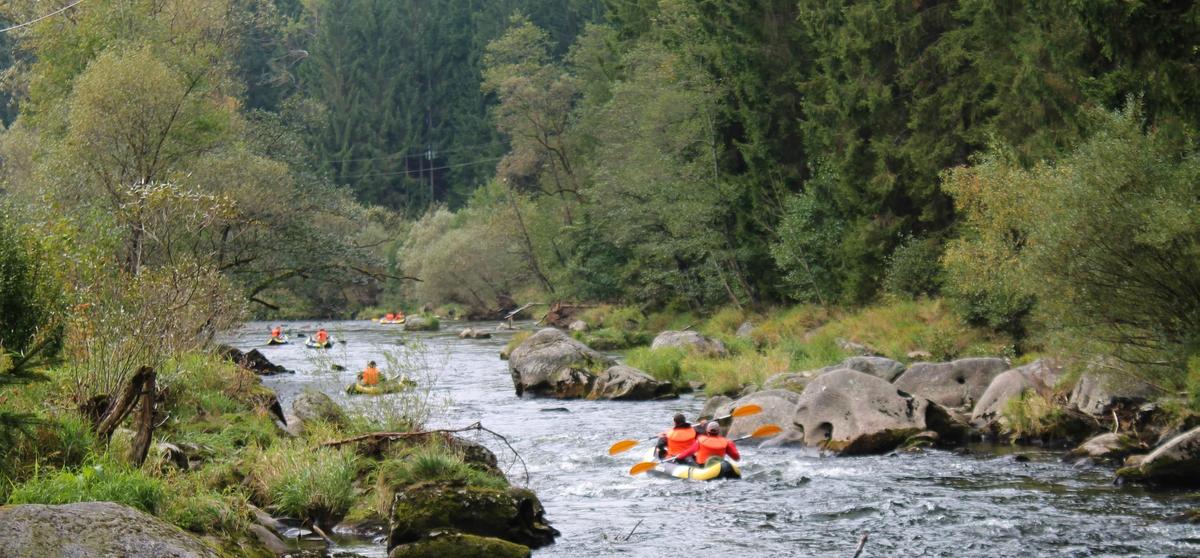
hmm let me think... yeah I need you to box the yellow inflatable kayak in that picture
[345,378,416,395]
[378,317,406,324]
[643,450,741,481]
[267,336,288,345]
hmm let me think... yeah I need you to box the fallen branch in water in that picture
[624,519,643,541]
[851,532,869,558]
[321,421,530,484]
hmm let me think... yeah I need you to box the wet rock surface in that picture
[0,502,222,558]
[508,328,613,398]
[387,482,559,552]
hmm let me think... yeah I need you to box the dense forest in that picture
[2,0,1198,423]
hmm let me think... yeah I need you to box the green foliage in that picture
[7,459,164,513]
[624,347,686,386]
[247,441,358,522]
[883,236,944,299]
[377,445,507,491]
[159,477,250,536]
[1000,391,1066,442]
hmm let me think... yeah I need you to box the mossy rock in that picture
[388,482,558,551]
[403,316,440,331]
[389,532,530,558]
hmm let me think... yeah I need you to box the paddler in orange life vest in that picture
[655,413,697,461]
[675,421,741,466]
[384,312,395,321]
[270,325,283,340]
[315,328,330,345]
[359,360,381,386]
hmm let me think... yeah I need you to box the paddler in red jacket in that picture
[675,421,740,466]
[655,413,698,461]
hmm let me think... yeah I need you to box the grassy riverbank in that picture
[0,352,507,556]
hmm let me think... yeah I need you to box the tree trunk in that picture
[95,366,155,441]
[128,368,158,466]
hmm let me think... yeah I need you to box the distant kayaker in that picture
[385,312,395,321]
[315,328,330,344]
[655,413,698,460]
[270,325,283,339]
[359,360,381,386]
[675,421,740,466]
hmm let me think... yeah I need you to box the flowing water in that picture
[222,320,1200,557]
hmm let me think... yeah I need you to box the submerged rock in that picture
[508,328,613,398]
[1117,426,1200,487]
[893,357,1010,409]
[388,483,559,551]
[793,369,966,455]
[389,532,531,558]
[0,501,221,558]
[971,359,1066,430]
[651,330,729,358]
[588,365,676,400]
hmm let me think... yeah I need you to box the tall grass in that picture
[7,458,164,513]
[247,441,359,522]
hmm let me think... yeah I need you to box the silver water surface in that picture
[223,320,1200,557]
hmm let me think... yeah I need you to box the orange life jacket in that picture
[271,327,282,338]
[316,330,329,343]
[695,435,730,465]
[665,426,697,457]
[361,366,380,386]
[385,313,395,320]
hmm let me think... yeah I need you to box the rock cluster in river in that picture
[508,328,676,400]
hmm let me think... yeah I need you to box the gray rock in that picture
[835,338,877,356]
[698,395,733,421]
[735,321,755,339]
[248,524,288,555]
[403,315,439,331]
[508,328,613,398]
[893,357,1010,409]
[840,356,906,382]
[907,350,933,360]
[1117,426,1200,487]
[762,370,822,393]
[388,483,559,550]
[1069,432,1143,463]
[793,369,965,455]
[588,365,676,400]
[1068,371,1160,416]
[288,388,349,435]
[720,389,802,439]
[568,320,589,333]
[0,501,221,558]
[971,359,1065,429]
[459,328,493,339]
[651,330,729,358]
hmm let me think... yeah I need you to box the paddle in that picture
[607,404,764,456]
[628,423,783,476]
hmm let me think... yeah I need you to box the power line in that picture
[0,0,86,34]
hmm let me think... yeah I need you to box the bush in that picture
[7,458,164,513]
[625,347,686,386]
[247,441,358,523]
[883,235,944,299]
[159,478,250,536]
[378,445,506,490]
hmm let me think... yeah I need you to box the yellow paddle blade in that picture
[629,461,658,475]
[608,439,641,455]
[730,403,763,418]
[751,424,783,437]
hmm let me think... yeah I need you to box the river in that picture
[222,320,1200,557]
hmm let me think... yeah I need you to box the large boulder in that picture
[403,316,440,331]
[1068,371,1160,416]
[793,369,966,455]
[651,330,729,358]
[508,329,613,398]
[1117,426,1200,487]
[718,389,802,439]
[698,395,734,421]
[216,345,289,375]
[388,483,559,551]
[459,328,492,339]
[971,359,1066,429]
[588,365,676,400]
[287,388,348,435]
[761,370,823,393]
[839,356,906,382]
[390,533,531,558]
[0,501,221,558]
[893,357,1010,409]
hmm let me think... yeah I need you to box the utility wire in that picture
[0,0,86,33]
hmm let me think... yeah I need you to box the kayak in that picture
[345,377,416,395]
[304,338,332,349]
[379,317,406,325]
[267,336,288,345]
[642,449,741,481]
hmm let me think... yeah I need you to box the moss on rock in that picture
[388,532,531,558]
[388,482,558,552]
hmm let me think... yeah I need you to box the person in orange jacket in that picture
[654,413,697,461]
[675,421,740,466]
[270,325,283,339]
[359,360,381,386]
[384,312,395,321]
[315,328,330,344]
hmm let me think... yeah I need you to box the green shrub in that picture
[500,331,531,359]
[159,479,250,536]
[247,441,358,522]
[1001,391,1064,441]
[379,445,507,490]
[7,459,164,513]
[883,235,944,299]
[625,347,686,385]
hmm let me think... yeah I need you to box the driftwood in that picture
[851,532,869,558]
[95,366,155,441]
[127,367,158,466]
[321,422,530,484]
[539,301,598,328]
